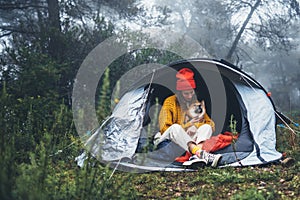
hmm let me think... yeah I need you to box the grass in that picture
[121,162,299,199]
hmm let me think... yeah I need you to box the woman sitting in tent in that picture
[154,68,222,167]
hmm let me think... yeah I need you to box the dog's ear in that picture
[201,100,205,107]
[200,100,206,115]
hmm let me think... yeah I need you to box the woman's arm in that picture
[158,99,175,134]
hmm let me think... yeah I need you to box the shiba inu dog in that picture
[186,100,205,121]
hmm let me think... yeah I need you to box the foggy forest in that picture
[0,0,299,199]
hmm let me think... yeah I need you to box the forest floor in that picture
[110,155,299,199]
[98,124,300,199]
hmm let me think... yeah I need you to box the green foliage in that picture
[0,135,17,200]
[276,111,299,154]
[0,92,138,199]
[147,98,160,132]
[231,187,268,200]
[111,80,121,109]
[14,137,51,200]
[229,114,242,163]
[229,114,238,136]
[97,68,111,121]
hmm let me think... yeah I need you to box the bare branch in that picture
[240,1,253,8]
[226,0,262,61]
[0,31,12,38]
[0,3,47,10]
[0,26,35,34]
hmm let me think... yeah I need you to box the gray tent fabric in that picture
[226,83,282,166]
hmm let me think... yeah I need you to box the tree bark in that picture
[226,0,262,62]
[47,0,62,60]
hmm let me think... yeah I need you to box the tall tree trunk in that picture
[47,0,62,60]
[226,0,261,62]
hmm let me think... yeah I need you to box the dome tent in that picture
[82,58,285,172]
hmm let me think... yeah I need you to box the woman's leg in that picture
[193,124,213,144]
[186,124,213,154]
[157,124,194,151]
[191,124,222,167]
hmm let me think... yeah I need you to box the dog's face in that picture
[193,103,203,114]
[187,102,203,118]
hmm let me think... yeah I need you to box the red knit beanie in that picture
[176,68,196,91]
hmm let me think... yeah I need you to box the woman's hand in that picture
[189,116,202,124]
[186,125,197,136]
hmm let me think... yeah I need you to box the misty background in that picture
[1,2,300,199]
[0,0,299,113]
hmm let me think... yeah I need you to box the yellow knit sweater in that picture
[158,95,215,134]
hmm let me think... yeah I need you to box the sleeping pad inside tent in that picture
[80,58,284,172]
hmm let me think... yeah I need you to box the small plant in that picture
[229,114,238,140]
[229,114,242,165]
[231,187,266,200]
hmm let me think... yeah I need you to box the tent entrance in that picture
[139,75,255,165]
